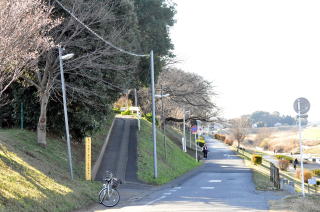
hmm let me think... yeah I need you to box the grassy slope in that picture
[0,116,114,212]
[137,119,201,185]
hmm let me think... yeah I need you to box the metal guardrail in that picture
[236,148,319,194]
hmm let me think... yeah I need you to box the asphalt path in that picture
[95,118,140,183]
[97,137,283,212]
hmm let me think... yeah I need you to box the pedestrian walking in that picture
[202,144,208,159]
[293,158,298,170]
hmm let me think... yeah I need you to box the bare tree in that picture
[20,0,139,145]
[230,117,251,150]
[141,68,220,122]
[0,0,56,101]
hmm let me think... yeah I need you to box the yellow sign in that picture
[196,139,205,143]
[85,137,92,180]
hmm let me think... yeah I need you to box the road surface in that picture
[96,137,282,212]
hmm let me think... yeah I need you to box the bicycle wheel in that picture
[99,187,120,207]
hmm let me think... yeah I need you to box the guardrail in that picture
[235,147,319,194]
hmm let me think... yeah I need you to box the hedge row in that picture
[275,155,294,163]
[214,134,226,141]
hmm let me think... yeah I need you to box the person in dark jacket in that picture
[293,158,298,170]
[202,144,208,159]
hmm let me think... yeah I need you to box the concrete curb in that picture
[92,118,116,180]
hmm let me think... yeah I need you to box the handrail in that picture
[235,147,319,193]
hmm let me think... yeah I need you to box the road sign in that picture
[294,97,310,114]
[293,97,310,197]
[191,125,197,134]
[308,177,317,185]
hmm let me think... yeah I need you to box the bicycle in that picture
[98,171,122,207]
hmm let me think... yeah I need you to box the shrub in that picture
[275,155,293,163]
[312,169,320,176]
[224,139,233,146]
[112,108,121,114]
[121,110,132,115]
[143,113,159,126]
[214,134,226,141]
[113,96,132,109]
[259,140,269,150]
[252,154,262,165]
[278,159,290,171]
[296,169,314,183]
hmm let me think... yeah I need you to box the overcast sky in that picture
[170,0,320,121]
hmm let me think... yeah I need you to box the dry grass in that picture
[245,127,320,154]
[296,169,314,183]
[279,160,290,171]
[269,194,320,212]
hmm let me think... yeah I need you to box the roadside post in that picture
[192,125,197,161]
[20,102,24,129]
[85,137,92,180]
[293,97,310,197]
[182,108,187,152]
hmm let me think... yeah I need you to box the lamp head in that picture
[61,53,74,60]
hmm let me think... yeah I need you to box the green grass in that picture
[137,119,201,185]
[242,153,275,190]
[0,116,114,212]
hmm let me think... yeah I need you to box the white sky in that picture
[170,0,320,121]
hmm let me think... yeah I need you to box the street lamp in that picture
[155,86,170,160]
[58,46,74,180]
[183,109,190,152]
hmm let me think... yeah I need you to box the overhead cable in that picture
[54,0,149,58]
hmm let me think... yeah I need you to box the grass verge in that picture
[241,155,275,190]
[137,119,201,185]
[269,194,320,212]
[0,115,114,212]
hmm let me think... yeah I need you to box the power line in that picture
[54,0,149,58]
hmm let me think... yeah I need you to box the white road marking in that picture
[169,189,177,192]
[221,165,229,167]
[174,187,182,189]
[209,180,222,183]
[200,187,215,189]
[163,192,172,195]
[145,195,166,205]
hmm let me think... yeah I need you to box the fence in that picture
[236,147,319,194]
[270,163,280,189]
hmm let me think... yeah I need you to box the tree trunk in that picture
[37,92,49,146]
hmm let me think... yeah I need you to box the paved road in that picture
[96,137,283,212]
[95,117,141,183]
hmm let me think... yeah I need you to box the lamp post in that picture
[58,46,74,180]
[183,110,190,152]
[155,87,170,160]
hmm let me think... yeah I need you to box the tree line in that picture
[0,0,176,145]
[249,111,302,127]
[0,0,219,145]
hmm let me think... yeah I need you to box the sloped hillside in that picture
[137,119,200,184]
[0,127,111,212]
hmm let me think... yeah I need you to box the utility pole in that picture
[150,50,157,179]
[58,46,74,180]
[161,85,167,160]
[20,102,24,129]
[134,88,138,107]
[183,108,186,152]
